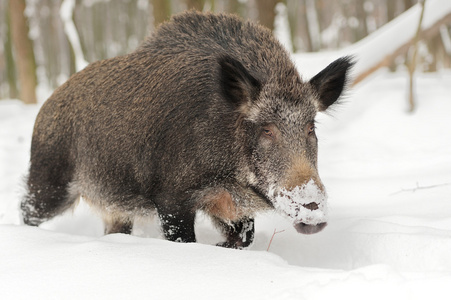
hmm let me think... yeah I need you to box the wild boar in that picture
[22,11,353,248]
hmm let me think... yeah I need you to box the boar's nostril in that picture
[302,202,319,211]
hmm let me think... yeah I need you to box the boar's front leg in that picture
[157,204,196,243]
[215,217,255,249]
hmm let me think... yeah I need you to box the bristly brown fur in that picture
[199,190,238,222]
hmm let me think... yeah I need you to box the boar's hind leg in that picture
[215,217,255,249]
[103,216,133,235]
[157,204,196,243]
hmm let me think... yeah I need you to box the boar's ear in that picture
[219,56,261,108]
[309,56,355,111]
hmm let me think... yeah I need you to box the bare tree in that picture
[225,0,240,14]
[403,0,415,10]
[256,0,280,31]
[3,6,18,99]
[355,0,369,41]
[296,0,314,52]
[185,0,205,11]
[9,0,37,104]
[407,0,426,112]
[152,0,172,28]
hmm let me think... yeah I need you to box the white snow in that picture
[1,68,451,299]
[2,3,451,295]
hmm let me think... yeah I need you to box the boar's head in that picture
[220,55,354,234]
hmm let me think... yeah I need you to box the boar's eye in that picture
[261,124,279,141]
[263,129,273,137]
[308,124,316,135]
[262,125,277,140]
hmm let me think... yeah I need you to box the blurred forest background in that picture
[1,0,451,104]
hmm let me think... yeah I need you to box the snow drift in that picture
[1,70,451,299]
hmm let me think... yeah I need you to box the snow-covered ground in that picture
[1,68,450,299]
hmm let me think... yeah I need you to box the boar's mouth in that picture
[294,202,327,234]
[294,222,327,234]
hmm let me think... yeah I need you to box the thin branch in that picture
[390,182,451,196]
[407,0,426,113]
[266,228,285,251]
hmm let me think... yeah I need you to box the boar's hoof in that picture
[216,240,250,249]
[294,222,327,235]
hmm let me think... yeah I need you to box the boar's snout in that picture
[269,155,328,234]
[271,179,328,235]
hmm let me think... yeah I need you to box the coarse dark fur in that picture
[22,11,353,248]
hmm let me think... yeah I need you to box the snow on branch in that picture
[351,0,451,85]
[60,0,88,72]
[294,0,451,84]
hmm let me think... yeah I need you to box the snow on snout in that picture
[271,180,328,226]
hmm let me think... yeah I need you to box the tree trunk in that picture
[403,0,415,10]
[407,0,426,113]
[439,25,451,68]
[386,0,398,72]
[256,0,280,31]
[286,0,299,52]
[185,0,205,11]
[4,6,18,99]
[427,33,441,72]
[152,0,171,28]
[305,0,321,51]
[298,0,313,52]
[9,0,37,104]
[226,0,240,14]
[386,0,396,22]
[356,0,368,41]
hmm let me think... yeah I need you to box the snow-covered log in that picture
[292,0,451,84]
[352,1,451,85]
